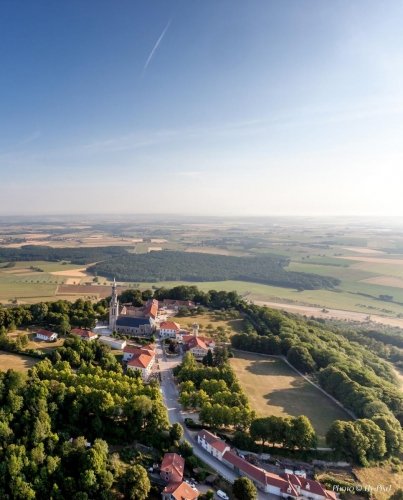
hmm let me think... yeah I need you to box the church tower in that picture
[109,279,119,331]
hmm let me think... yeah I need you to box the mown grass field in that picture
[230,351,351,446]
[0,351,39,372]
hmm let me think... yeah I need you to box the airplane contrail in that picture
[143,19,172,75]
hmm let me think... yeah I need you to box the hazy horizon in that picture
[1,1,403,216]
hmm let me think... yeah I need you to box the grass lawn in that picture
[175,311,246,337]
[0,351,39,372]
[230,351,351,447]
[353,465,403,500]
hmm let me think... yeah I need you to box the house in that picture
[126,346,156,381]
[70,328,98,341]
[159,321,181,339]
[35,329,58,342]
[98,336,126,350]
[182,335,215,360]
[161,299,196,311]
[197,430,230,461]
[123,344,155,362]
[160,453,185,483]
[161,481,199,500]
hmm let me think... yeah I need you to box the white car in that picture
[216,490,229,500]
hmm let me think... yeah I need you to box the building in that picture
[125,345,156,381]
[160,453,185,484]
[161,481,199,500]
[70,328,98,341]
[98,336,126,350]
[144,299,158,323]
[159,321,181,339]
[197,429,337,500]
[123,344,155,362]
[197,430,230,461]
[182,334,215,360]
[109,280,154,336]
[161,299,196,310]
[35,329,58,342]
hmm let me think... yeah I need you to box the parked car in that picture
[216,490,229,500]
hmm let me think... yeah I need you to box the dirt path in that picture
[252,300,403,329]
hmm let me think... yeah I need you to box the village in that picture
[30,282,340,500]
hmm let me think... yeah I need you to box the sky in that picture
[0,0,403,216]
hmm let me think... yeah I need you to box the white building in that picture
[98,336,126,350]
[159,321,181,339]
[197,430,230,461]
[35,329,58,342]
[126,349,155,381]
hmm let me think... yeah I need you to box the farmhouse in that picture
[98,336,126,350]
[70,328,98,341]
[109,281,154,336]
[35,329,58,342]
[182,331,215,360]
[160,453,184,483]
[197,429,337,500]
[159,321,181,339]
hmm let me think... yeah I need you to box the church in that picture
[109,280,154,337]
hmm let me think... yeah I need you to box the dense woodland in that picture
[0,246,127,265]
[89,251,339,290]
[0,338,169,499]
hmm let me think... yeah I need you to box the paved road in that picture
[156,340,272,500]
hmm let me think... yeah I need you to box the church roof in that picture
[116,317,151,327]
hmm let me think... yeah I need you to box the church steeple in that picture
[109,278,119,331]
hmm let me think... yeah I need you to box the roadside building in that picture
[159,321,181,339]
[161,481,199,500]
[35,329,58,342]
[125,345,156,381]
[98,336,126,350]
[182,335,215,360]
[197,430,230,461]
[160,453,185,484]
[70,328,98,341]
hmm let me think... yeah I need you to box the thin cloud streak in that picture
[142,19,172,75]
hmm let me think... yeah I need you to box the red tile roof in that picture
[197,430,220,445]
[127,352,154,369]
[36,329,56,338]
[160,321,181,331]
[145,299,158,319]
[124,345,155,355]
[223,451,268,486]
[160,453,185,483]
[71,328,97,339]
[163,481,199,500]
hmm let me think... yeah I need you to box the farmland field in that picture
[230,351,351,446]
[0,351,39,372]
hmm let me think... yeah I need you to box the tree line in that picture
[230,302,403,465]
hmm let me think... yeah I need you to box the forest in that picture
[0,337,169,499]
[0,245,128,265]
[89,251,340,290]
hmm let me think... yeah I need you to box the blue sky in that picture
[1,0,402,215]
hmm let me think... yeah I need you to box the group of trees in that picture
[0,336,169,498]
[89,251,340,290]
[175,352,254,429]
[0,299,107,335]
[230,301,403,464]
[250,415,317,450]
[0,245,128,265]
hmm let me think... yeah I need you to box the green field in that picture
[230,351,351,446]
